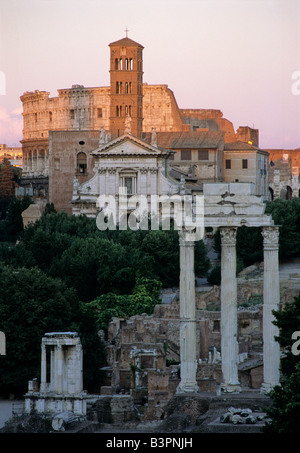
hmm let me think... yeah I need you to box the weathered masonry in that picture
[176,182,280,394]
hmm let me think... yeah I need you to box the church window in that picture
[120,82,123,94]
[115,58,118,70]
[128,105,132,116]
[198,150,209,160]
[70,109,75,120]
[129,82,132,94]
[120,58,123,70]
[130,58,133,70]
[125,58,129,70]
[125,82,128,93]
[97,108,103,118]
[119,105,123,116]
[116,82,119,94]
[125,105,128,116]
[49,111,52,122]
[181,150,191,160]
[116,106,119,117]
[124,177,133,194]
[120,171,137,195]
[77,152,87,174]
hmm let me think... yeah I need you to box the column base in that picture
[176,382,199,394]
[260,382,280,395]
[221,383,242,394]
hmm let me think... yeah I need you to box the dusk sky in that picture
[0,0,299,149]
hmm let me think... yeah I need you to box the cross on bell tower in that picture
[109,35,144,139]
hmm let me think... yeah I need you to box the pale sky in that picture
[0,0,299,149]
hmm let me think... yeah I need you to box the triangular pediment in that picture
[91,133,168,156]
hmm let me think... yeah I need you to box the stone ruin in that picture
[24,332,87,430]
[18,182,300,430]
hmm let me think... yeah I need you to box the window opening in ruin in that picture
[213,320,220,332]
[77,152,87,174]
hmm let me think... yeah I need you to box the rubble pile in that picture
[220,407,265,425]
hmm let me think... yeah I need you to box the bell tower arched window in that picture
[77,152,87,174]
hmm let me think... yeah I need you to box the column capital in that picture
[178,228,197,245]
[262,226,279,250]
[220,226,238,246]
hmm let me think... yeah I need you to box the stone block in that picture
[100,386,113,395]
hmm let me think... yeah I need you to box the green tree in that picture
[263,293,300,433]
[3,195,33,241]
[0,265,105,395]
[87,276,161,334]
[265,198,300,259]
[0,158,15,220]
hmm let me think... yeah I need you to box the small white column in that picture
[40,343,47,394]
[57,344,64,394]
[220,227,241,393]
[176,229,199,394]
[261,226,281,393]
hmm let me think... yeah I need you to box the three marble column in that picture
[177,225,281,394]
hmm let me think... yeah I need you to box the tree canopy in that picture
[263,293,300,433]
[0,208,210,394]
[0,264,105,395]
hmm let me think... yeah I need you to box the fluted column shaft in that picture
[176,229,199,394]
[220,227,241,392]
[261,226,280,393]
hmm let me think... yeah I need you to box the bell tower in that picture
[109,35,144,139]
